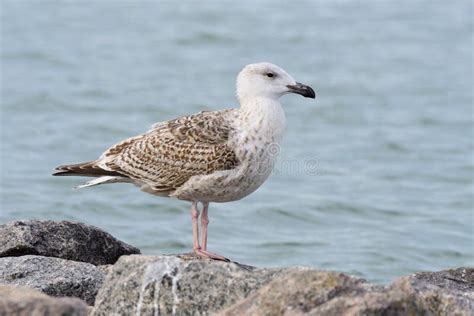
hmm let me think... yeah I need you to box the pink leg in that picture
[190,201,229,262]
[201,202,209,250]
[190,201,200,251]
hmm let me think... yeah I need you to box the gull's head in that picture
[236,62,315,102]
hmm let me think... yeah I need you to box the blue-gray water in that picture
[1,1,472,283]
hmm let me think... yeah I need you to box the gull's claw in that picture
[194,248,230,262]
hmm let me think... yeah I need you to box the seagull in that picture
[53,62,315,261]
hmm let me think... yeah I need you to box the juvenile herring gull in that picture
[53,62,315,261]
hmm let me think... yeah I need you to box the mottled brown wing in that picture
[101,110,238,191]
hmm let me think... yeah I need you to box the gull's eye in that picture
[266,72,275,78]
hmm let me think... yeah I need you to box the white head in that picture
[236,62,315,102]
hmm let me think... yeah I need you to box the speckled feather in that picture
[94,110,239,192]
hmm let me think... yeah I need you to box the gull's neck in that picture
[237,96,286,143]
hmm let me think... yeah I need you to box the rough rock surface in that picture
[91,255,473,315]
[91,254,283,315]
[221,267,474,315]
[397,267,473,292]
[218,269,420,315]
[390,267,474,316]
[0,255,105,305]
[0,220,471,315]
[0,284,88,316]
[0,220,140,265]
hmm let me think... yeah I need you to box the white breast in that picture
[172,98,286,203]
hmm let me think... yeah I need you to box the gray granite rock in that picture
[218,269,420,315]
[90,254,474,315]
[391,267,474,316]
[91,254,283,315]
[0,255,106,305]
[221,267,474,315]
[0,284,88,316]
[1,219,471,315]
[398,266,473,292]
[0,220,140,265]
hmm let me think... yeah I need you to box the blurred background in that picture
[0,1,472,283]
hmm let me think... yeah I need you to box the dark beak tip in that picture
[307,87,316,99]
[287,83,316,99]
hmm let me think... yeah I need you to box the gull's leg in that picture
[195,202,229,262]
[191,201,200,252]
[201,202,209,250]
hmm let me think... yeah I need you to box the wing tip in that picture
[52,164,81,176]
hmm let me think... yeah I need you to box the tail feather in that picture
[53,161,123,177]
[75,176,124,189]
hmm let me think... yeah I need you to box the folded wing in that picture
[54,109,239,193]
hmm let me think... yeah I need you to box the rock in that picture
[398,267,474,292]
[218,269,354,315]
[91,254,282,315]
[0,220,140,265]
[0,255,106,305]
[306,289,421,316]
[97,264,113,275]
[90,254,474,315]
[218,269,421,315]
[221,268,474,315]
[391,267,474,316]
[0,284,88,316]
[1,219,470,315]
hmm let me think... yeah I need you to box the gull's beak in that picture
[286,82,316,99]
